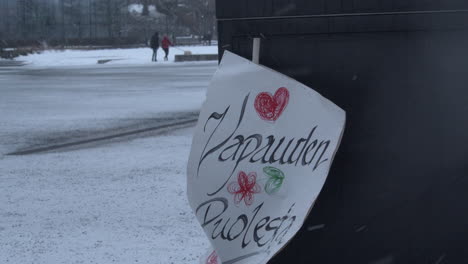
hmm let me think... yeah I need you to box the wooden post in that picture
[252,37,260,64]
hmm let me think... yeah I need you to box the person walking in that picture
[161,35,173,61]
[150,32,159,62]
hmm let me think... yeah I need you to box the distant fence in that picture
[175,35,215,46]
[0,35,216,59]
[0,37,146,49]
[0,47,39,59]
[0,37,147,59]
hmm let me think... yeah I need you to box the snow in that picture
[0,61,217,263]
[128,3,144,13]
[0,62,217,155]
[0,128,209,264]
[16,46,218,67]
[128,4,164,17]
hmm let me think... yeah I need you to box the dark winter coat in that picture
[150,34,159,49]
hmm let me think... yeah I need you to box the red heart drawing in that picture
[254,87,290,121]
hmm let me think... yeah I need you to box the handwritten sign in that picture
[187,51,346,264]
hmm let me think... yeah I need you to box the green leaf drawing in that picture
[263,166,285,195]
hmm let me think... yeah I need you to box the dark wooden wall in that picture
[217,0,468,18]
[216,1,468,263]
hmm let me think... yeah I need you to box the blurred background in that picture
[0,2,219,263]
[0,0,216,58]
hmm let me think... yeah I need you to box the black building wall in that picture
[216,1,468,263]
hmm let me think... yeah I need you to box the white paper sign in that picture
[187,51,346,264]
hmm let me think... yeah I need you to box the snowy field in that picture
[16,45,218,67]
[0,57,218,263]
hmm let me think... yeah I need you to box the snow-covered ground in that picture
[0,62,216,155]
[0,127,209,264]
[16,45,218,67]
[0,60,218,263]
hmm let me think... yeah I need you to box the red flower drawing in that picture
[227,171,261,206]
[206,250,218,264]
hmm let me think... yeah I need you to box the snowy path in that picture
[16,46,218,67]
[0,62,217,263]
[0,62,217,155]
